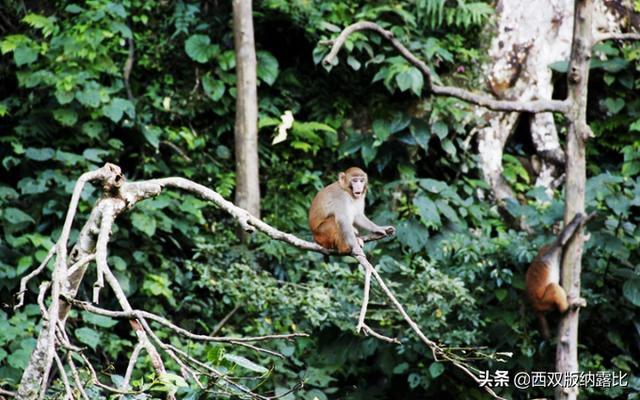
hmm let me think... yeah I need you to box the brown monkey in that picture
[308,167,395,255]
[525,213,588,338]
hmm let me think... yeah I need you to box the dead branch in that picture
[353,254,505,400]
[67,298,307,345]
[15,164,493,399]
[14,246,55,309]
[211,304,241,335]
[323,21,569,114]
[594,32,640,43]
[123,37,135,102]
[0,387,16,397]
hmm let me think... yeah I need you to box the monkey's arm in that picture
[337,216,364,255]
[354,214,395,236]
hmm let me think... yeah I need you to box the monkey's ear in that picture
[338,172,347,187]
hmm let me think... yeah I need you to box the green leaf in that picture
[82,148,110,163]
[131,212,157,237]
[372,119,391,141]
[207,345,224,363]
[396,68,413,92]
[549,60,568,73]
[223,354,268,374]
[52,108,78,126]
[65,4,85,13]
[0,34,29,54]
[432,122,448,139]
[410,119,430,151]
[82,121,105,139]
[407,67,424,95]
[418,179,447,193]
[14,46,38,66]
[216,145,231,160]
[25,147,54,161]
[143,126,162,148]
[408,373,422,389]
[8,347,33,370]
[393,362,409,374]
[603,97,625,114]
[436,199,459,223]
[105,3,127,18]
[202,74,225,101]
[22,14,56,37]
[257,51,279,85]
[102,98,135,123]
[75,327,101,350]
[429,362,445,378]
[82,312,118,328]
[623,279,640,307]
[76,84,102,108]
[441,139,457,156]
[55,90,75,105]
[4,207,35,225]
[185,34,219,64]
[414,195,441,227]
[347,55,361,70]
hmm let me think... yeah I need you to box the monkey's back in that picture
[308,182,344,231]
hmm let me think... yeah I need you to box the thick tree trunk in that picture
[477,0,627,202]
[556,1,592,399]
[232,0,261,219]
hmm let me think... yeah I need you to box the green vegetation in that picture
[1,0,639,398]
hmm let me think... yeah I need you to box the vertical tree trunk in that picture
[232,0,261,219]
[556,0,592,399]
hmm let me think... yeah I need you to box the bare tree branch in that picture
[17,164,498,399]
[353,254,506,400]
[594,32,640,43]
[14,246,55,309]
[323,21,569,114]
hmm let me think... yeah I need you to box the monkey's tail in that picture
[537,313,551,340]
[557,213,586,247]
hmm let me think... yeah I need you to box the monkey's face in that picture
[350,176,367,199]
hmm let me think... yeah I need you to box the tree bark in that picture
[556,0,593,399]
[232,0,261,219]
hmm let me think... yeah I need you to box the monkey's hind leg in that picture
[540,283,569,313]
[313,217,341,251]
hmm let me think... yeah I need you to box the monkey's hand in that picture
[569,296,587,309]
[352,245,365,257]
[374,225,396,236]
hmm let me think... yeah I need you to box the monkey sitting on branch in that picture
[525,212,591,338]
[308,167,396,256]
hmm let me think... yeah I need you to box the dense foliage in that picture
[1,0,639,398]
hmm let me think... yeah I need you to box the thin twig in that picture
[53,352,73,400]
[14,246,55,309]
[66,353,89,400]
[0,387,16,397]
[122,343,143,392]
[123,37,135,102]
[354,254,505,400]
[594,32,640,43]
[356,264,371,333]
[68,298,306,344]
[212,305,241,335]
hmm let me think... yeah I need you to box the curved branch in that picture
[323,21,569,114]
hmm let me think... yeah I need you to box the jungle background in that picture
[1,0,639,398]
